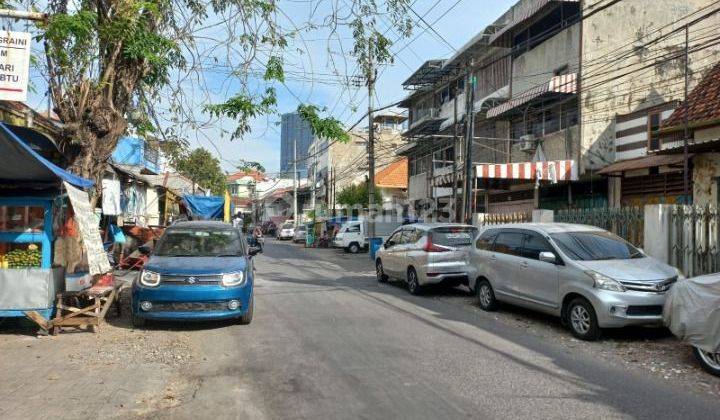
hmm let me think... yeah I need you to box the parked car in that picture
[664,273,720,376]
[293,225,307,243]
[131,221,261,327]
[470,223,682,341]
[375,223,478,295]
[334,218,411,253]
[277,222,295,240]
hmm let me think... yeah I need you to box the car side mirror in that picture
[384,241,394,248]
[138,245,152,255]
[538,251,557,264]
[248,246,262,257]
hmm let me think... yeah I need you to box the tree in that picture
[175,148,226,195]
[31,0,413,203]
[336,181,382,207]
[236,161,266,173]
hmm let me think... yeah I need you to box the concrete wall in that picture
[508,125,579,163]
[696,126,720,143]
[580,0,720,173]
[512,24,580,95]
[693,153,720,207]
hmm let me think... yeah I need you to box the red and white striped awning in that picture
[475,160,578,182]
[486,73,577,118]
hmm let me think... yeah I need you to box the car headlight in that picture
[586,271,626,292]
[140,270,161,287]
[221,271,245,287]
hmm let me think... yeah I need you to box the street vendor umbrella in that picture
[0,122,93,189]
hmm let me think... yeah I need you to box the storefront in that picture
[0,122,101,321]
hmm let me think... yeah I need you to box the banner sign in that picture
[0,31,31,102]
[64,182,112,275]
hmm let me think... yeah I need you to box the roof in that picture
[481,223,605,233]
[227,169,266,182]
[597,154,689,175]
[662,62,720,131]
[168,221,234,230]
[401,59,448,87]
[486,73,576,118]
[375,158,408,189]
[112,164,201,195]
[488,0,580,46]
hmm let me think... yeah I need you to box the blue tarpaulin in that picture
[182,195,225,220]
[0,122,94,189]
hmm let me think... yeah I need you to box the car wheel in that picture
[348,243,360,254]
[239,296,254,325]
[131,312,146,328]
[376,259,388,283]
[693,346,720,376]
[407,267,422,295]
[566,298,600,341]
[476,279,498,311]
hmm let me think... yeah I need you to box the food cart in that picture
[0,122,114,331]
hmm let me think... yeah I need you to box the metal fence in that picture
[555,207,645,247]
[480,211,531,226]
[669,205,720,277]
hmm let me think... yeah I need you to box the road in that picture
[161,239,720,420]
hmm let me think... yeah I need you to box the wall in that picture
[511,24,580,95]
[695,126,720,143]
[580,0,720,172]
[693,153,720,207]
[508,125,579,163]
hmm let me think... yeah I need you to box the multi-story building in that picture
[226,170,266,215]
[308,112,407,213]
[280,112,315,178]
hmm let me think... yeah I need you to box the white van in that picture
[333,219,404,253]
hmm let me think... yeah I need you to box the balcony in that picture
[404,108,446,138]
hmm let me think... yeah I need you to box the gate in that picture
[480,211,531,226]
[555,207,645,247]
[669,205,720,277]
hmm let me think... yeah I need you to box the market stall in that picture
[0,122,113,330]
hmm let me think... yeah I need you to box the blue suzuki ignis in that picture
[131,221,260,327]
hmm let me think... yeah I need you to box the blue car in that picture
[131,221,261,327]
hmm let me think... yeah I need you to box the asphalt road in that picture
[165,239,720,420]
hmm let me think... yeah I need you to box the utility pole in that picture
[682,24,690,203]
[452,84,460,223]
[293,138,298,228]
[462,62,477,225]
[367,41,377,238]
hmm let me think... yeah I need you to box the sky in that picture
[21,0,518,176]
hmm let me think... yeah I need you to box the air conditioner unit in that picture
[519,134,536,152]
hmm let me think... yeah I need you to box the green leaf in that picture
[297,105,350,143]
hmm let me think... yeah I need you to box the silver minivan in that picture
[470,223,682,341]
[375,223,478,295]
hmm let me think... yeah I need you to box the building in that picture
[308,112,407,213]
[226,170,266,215]
[582,0,720,207]
[280,112,315,178]
[374,157,409,209]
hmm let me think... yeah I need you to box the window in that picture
[550,231,643,261]
[431,226,478,247]
[648,112,661,150]
[155,229,244,257]
[476,229,499,250]
[385,231,402,248]
[404,229,423,244]
[522,232,556,260]
[492,231,524,257]
[346,224,361,233]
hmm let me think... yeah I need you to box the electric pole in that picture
[682,24,690,203]
[462,62,476,224]
[293,138,298,228]
[367,41,377,238]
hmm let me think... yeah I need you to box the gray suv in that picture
[470,223,682,340]
[375,223,478,295]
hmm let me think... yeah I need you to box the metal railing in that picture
[669,205,720,277]
[481,211,531,226]
[555,207,645,247]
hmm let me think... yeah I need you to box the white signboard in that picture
[64,182,112,275]
[0,31,31,102]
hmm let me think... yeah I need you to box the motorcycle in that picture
[664,273,720,377]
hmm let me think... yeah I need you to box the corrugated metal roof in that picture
[597,154,690,175]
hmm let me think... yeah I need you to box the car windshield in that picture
[155,229,244,257]
[431,226,478,247]
[550,230,643,261]
[282,223,294,229]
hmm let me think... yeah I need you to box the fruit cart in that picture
[0,122,102,327]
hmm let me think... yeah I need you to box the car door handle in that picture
[520,261,528,269]
[489,254,497,261]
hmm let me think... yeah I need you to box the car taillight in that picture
[424,233,449,253]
